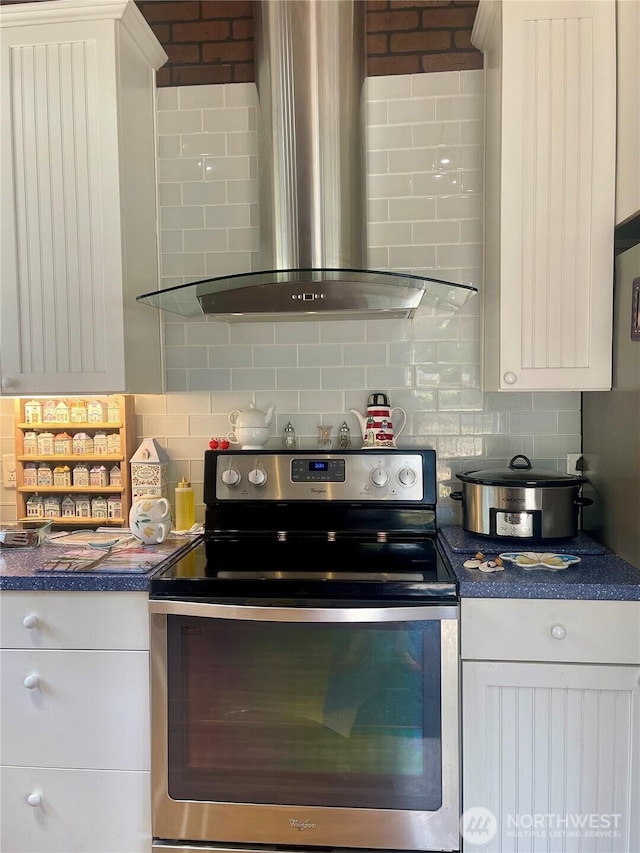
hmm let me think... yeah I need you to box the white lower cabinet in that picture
[0,591,151,853]
[461,599,640,853]
[0,766,150,853]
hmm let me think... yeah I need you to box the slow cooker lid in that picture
[456,454,587,487]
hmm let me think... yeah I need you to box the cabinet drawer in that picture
[0,591,149,649]
[0,649,149,770]
[0,765,150,853]
[461,598,640,664]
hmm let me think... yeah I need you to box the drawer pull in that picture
[26,793,42,808]
[23,614,39,629]
[23,674,40,689]
[550,623,567,640]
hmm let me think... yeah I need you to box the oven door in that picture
[150,600,459,852]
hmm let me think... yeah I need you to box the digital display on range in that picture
[291,458,345,482]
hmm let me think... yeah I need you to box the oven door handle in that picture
[148,600,457,622]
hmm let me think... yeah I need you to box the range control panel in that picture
[214,451,427,502]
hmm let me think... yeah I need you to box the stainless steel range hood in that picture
[137,0,477,322]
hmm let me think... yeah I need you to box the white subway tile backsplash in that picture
[299,344,343,368]
[232,368,277,391]
[162,253,205,277]
[205,252,252,276]
[278,367,321,390]
[368,125,413,152]
[158,109,202,134]
[179,85,224,110]
[184,229,228,252]
[181,181,227,205]
[252,345,298,367]
[158,158,205,183]
[223,83,258,108]
[413,122,461,147]
[203,107,252,132]
[367,75,412,101]
[322,366,366,390]
[411,71,460,97]
[147,71,577,502]
[388,196,437,222]
[344,343,389,366]
[181,133,226,157]
[387,98,435,125]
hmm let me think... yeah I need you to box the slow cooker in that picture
[450,454,592,540]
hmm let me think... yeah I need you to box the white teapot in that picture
[227,403,275,449]
[129,495,171,545]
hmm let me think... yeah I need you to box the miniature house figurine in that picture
[107,397,121,423]
[61,496,76,518]
[54,432,73,455]
[72,433,94,455]
[130,438,169,500]
[23,432,37,455]
[70,400,88,423]
[107,495,123,520]
[75,496,91,518]
[90,465,109,487]
[37,432,55,455]
[87,400,106,423]
[109,464,122,486]
[53,465,72,487]
[107,433,121,455]
[23,463,38,487]
[44,495,62,517]
[93,432,108,455]
[27,495,44,518]
[24,400,42,424]
[91,496,108,518]
[42,400,57,422]
[37,464,53,487]
[72,464,90,487]
[55,401,69,423]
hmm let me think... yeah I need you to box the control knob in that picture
[370,467,390,488]
[397,466,417,487]
[221,468,241,487]
[248,467,267,487]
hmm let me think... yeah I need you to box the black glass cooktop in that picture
[150,534,457,603]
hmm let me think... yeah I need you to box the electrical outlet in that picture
[2,454,16,488]
[566,453,583,476]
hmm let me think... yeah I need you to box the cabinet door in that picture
[0,5,163,395]
[477,0,616,391]
[462,661,640,852]
[0,766,150,853]
[1,649,150,771]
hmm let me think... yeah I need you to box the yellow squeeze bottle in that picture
[174,477,195,531]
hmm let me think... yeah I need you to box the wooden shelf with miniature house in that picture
[14,395,135,527]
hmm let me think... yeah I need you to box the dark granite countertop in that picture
[439,526,640,601]
[0,534,203,592]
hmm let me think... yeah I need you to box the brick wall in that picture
[134,0,481,87]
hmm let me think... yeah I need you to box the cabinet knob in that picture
[23,674,40,689]
[503,371,518,385]
[23,614,39,629]
[550,623,567,640]
[1,376,16,390]
[26,793,43,808]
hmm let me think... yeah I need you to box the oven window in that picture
[166,616,443,810]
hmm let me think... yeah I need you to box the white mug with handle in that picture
[129,495,171,544]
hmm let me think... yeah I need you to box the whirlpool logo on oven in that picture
[289,819,317,831]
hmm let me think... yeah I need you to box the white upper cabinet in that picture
[0,0,167,395]
[616,0,640,225]
[472,0,616,391]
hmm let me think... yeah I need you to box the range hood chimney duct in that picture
[137,0,477,321]
[255,0,366,272]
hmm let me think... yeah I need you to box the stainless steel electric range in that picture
[150,448,460,853]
